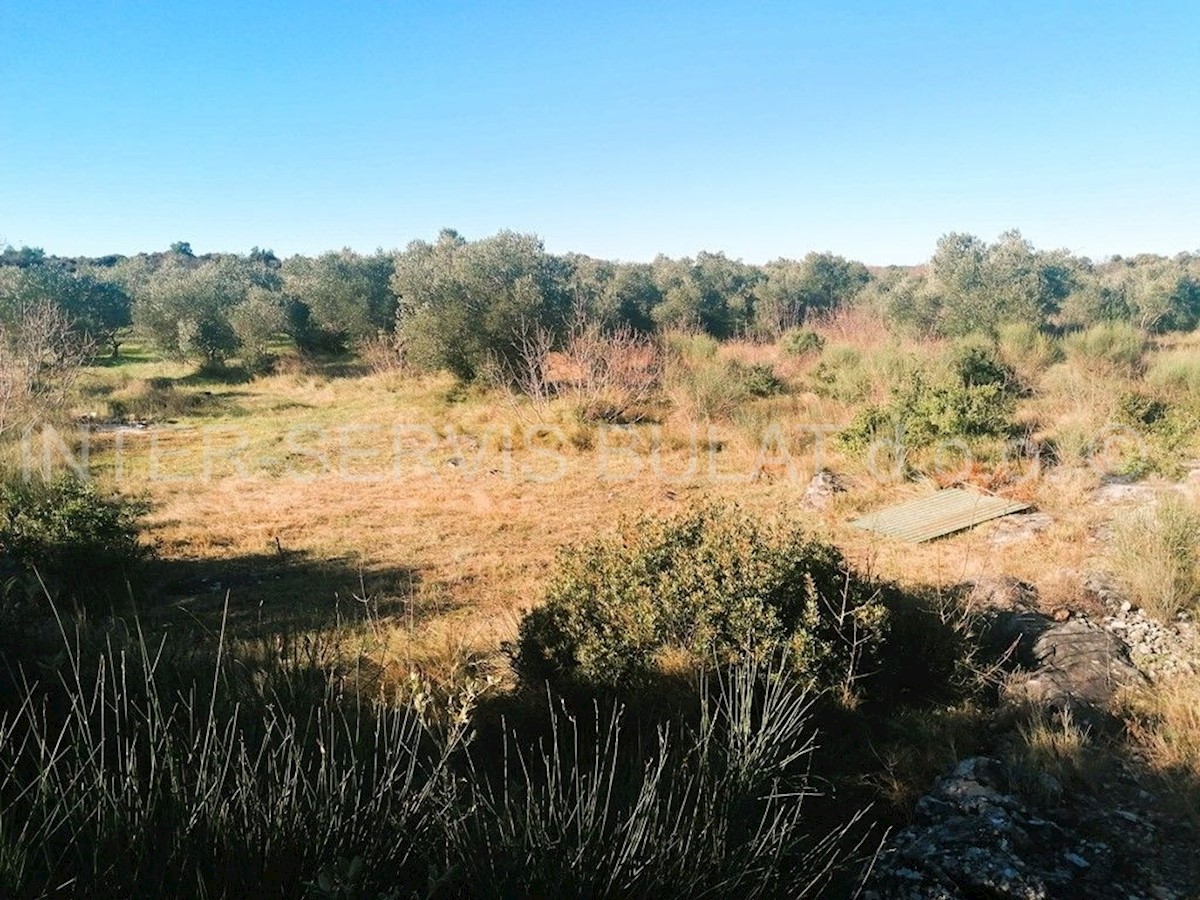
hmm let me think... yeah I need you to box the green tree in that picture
[131,257,250,360]
[392,229,571,381]
[0,265,131,356]
[229,287,286,369]
[795,251,871,315]
[753,253,870,336]
[281,249,396,349]
[0,245,46,268]
[1060,255,1200,332]
[924,230,1076,336]
[560,255,661,332]
[650,252,760,338]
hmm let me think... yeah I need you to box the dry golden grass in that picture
[64,324,1196,691]
[1122,671,1200,823]
[1012,706,1105,798]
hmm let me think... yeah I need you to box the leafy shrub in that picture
[228,286,286,370]
[945,338,1015,389]
[733,360,785,398]
[810,344,873,403]
[780,328,824,356]
[1115,391,1171,429]
[0,474,148,610]
[1064,321,1147,374]
[997,322,1062,385]
[512,504,891,692]
[1111,496,1200,620]
[393,230,570,381]
[838,370,1015,455]
[1111,391,1198,478]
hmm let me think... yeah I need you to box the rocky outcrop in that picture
[1088,571,1199,681]
[864,757,1116,899]
[988,512,1054,546]
[871,574,1198,899]
[1004,616,1146,720]
[865,755,1196,899]
[965,577,1146,723]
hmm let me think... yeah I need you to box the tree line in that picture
[1,229,1198,380]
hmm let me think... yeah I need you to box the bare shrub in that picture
[493,311,664,423]
[0,298,94,440]
[560,317,663,422]
[482,318,557,420]
[358,330,407,375]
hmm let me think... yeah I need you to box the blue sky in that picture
[2,1,1197,264]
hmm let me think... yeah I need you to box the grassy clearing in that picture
[38,330,1149,683]
[7,315,1200,893]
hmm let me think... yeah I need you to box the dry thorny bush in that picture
[494,311,664,424]
[0,298,94,439]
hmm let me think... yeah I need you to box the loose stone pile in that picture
[1087,572,1199,680]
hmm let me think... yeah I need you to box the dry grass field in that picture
[49,318,1200,705]
[6,311,1200,896]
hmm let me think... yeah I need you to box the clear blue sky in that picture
[2,1,1197,264]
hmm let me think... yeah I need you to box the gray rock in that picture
[802,469,847,509]
[1009,617,1146,719]
[866,757,1115,898]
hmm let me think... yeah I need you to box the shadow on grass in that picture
[88,346,161,368]
[140,550,430,639]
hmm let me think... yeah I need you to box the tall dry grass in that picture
[1110,495,1200,620]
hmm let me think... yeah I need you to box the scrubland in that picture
[2,234,1200,896]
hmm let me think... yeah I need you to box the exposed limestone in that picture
[802,469,847,510]
[988,511,1054,546]
[865,755,1196,899]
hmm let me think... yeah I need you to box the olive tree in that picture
[281,250,396,350]
[649,252,760,338]
[391,230,571,381]
[913,230,1076,336]
[0,265,131,357]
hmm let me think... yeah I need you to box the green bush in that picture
[838,370,1015,455]
[0,474,148,610]
[733,360,785,397]
[1111,391,1198,479]
[810,345,873,402]
[997,322,1062,385]
[1064,321,1147,374]
[779,328,824,356]
[512,504,891,692]
[945,337,1015,389]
